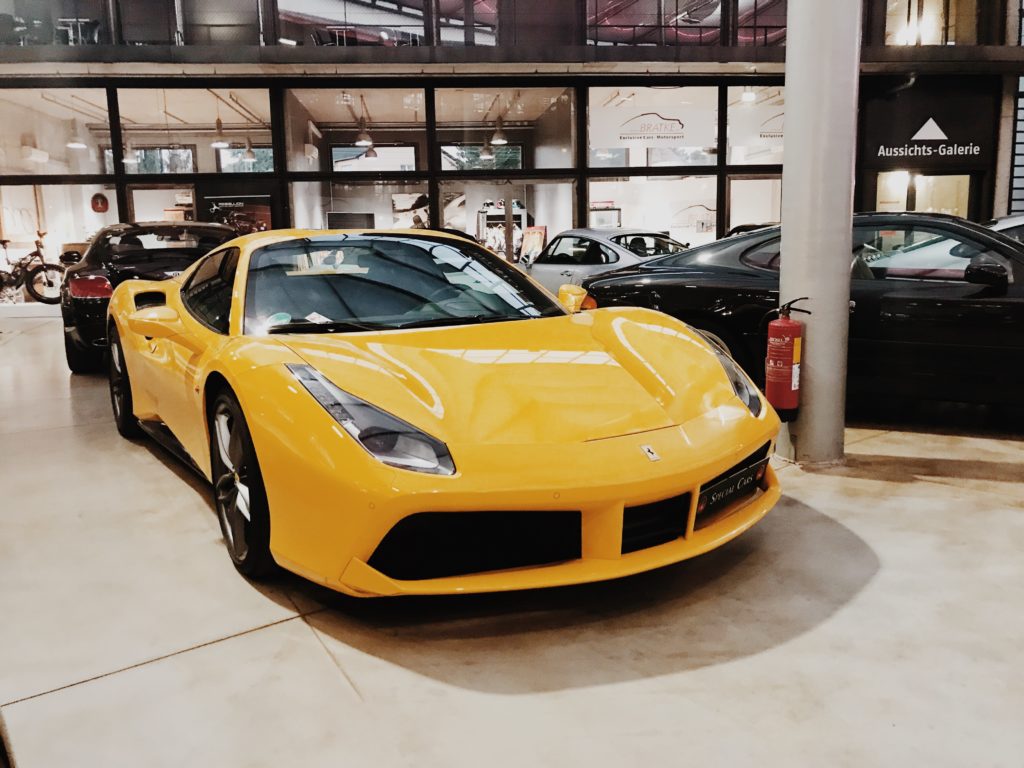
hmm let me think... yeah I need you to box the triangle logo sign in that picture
[911,118,948,141]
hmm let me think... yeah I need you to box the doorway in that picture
[875,172,971,218]
[127,185,195,222]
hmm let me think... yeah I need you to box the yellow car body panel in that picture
[107,229,781,597]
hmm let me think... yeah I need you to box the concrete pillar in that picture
[777,0,863,465]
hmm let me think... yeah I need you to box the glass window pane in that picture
[587,0,722,46]
[286,89,426,172]
[117,89,272,175]
[0,89,110,175]
[727,86,785,165]
[436,88,575,171]
[0,184,119,304]
[290,181,431,230]
[438,0,498,46]
[439,179,576,262]
[588,176,718,247]
[441,145,523,171]
[729,177,782,232]
[277,0,426,47]
[738,0,788,46]
[885,0,977,45]
[588,87,717,168]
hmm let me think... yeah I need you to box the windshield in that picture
[105,229,232,260]
[244,234,564,335]
[609,233,687,258]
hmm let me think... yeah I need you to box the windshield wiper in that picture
[267,320,390,334]
[394,314,530,330]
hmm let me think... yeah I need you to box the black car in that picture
[583,213,1024,406]
[60,222,237,372]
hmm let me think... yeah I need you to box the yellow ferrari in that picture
[106,229,781,597]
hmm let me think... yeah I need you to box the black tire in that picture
[209,390,277,578]
[24,264,65,304]
[64,330,102,374]
[107,326,142,438]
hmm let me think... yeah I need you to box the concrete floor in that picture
[1,318,1022,767]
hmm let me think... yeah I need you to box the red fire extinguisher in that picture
[765,297,811,423]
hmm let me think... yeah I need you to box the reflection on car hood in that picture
[279,307,740,446]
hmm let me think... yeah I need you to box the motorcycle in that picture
[0,232,66,305]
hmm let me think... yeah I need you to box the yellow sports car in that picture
[106,229,781,597]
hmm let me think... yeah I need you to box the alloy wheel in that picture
[214,403,251,561]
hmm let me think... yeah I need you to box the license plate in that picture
[697,458,769,518]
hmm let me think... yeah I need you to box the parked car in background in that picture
[986,214,1024,243]
[524,228,688,293]
[583,212,1024,406]
[61,222,237,372]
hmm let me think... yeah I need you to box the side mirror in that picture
[964,260,1009,292]
[558,284,589,313]
[127,306,182,339]
[59,250,82,265]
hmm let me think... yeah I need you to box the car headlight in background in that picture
[691,330,763,418]
[287,364,456,475]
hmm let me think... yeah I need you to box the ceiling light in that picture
[379,30,389,41]
[355,117,373,147]
[278,37,297,45]
[741,87,757,104]
[243,137,256,162]
[123,142,139,165]
[364,146,378,159]
[66,136,87,150]
[211,118,230,149]
[479,141,495,161]
[490,116,508,146]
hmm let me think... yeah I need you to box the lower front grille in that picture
[367,511,582,581]
[621,493,691,554]
[701,442,772,490]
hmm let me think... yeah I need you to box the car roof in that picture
[987,214,1024,230]
[557,228,670,239]
[101,221,236,235]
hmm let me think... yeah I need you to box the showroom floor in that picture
[1,317,1022,767]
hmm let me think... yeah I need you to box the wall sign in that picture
[589,86,717,149]
[861,76,998,170]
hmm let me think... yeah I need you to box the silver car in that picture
[523,228,689,293]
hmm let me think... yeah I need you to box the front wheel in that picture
[209,391,276,578]
[24,264,65,304]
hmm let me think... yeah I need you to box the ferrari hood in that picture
[278,308,744,446]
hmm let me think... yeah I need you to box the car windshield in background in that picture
[609,233,687,258]
[108,229,232,259]
[245,234,565,335]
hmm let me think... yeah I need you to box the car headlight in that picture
[287,364,456,476]
[691,330,763,418]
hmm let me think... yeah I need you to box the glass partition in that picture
[0,89,109,175]
[277,0,426,47]
[587,0,723,45]
[286,89,426,172]
[439,179,575,261]
[436,88,575,171]
[738,0,787,46]
[727,85,784,165]
[0,183,119,303]
[589,176,718,247]
[589,86,718,168]
[290,181,431,231]
[117,88,272,175]
[729,176,781,232]
[885,0,978,45]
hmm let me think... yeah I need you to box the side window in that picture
[739,238,782,271]
[852,226,1002,282]
[535,237,578,265]
[534,237,615,266]
[181,248,239,334]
